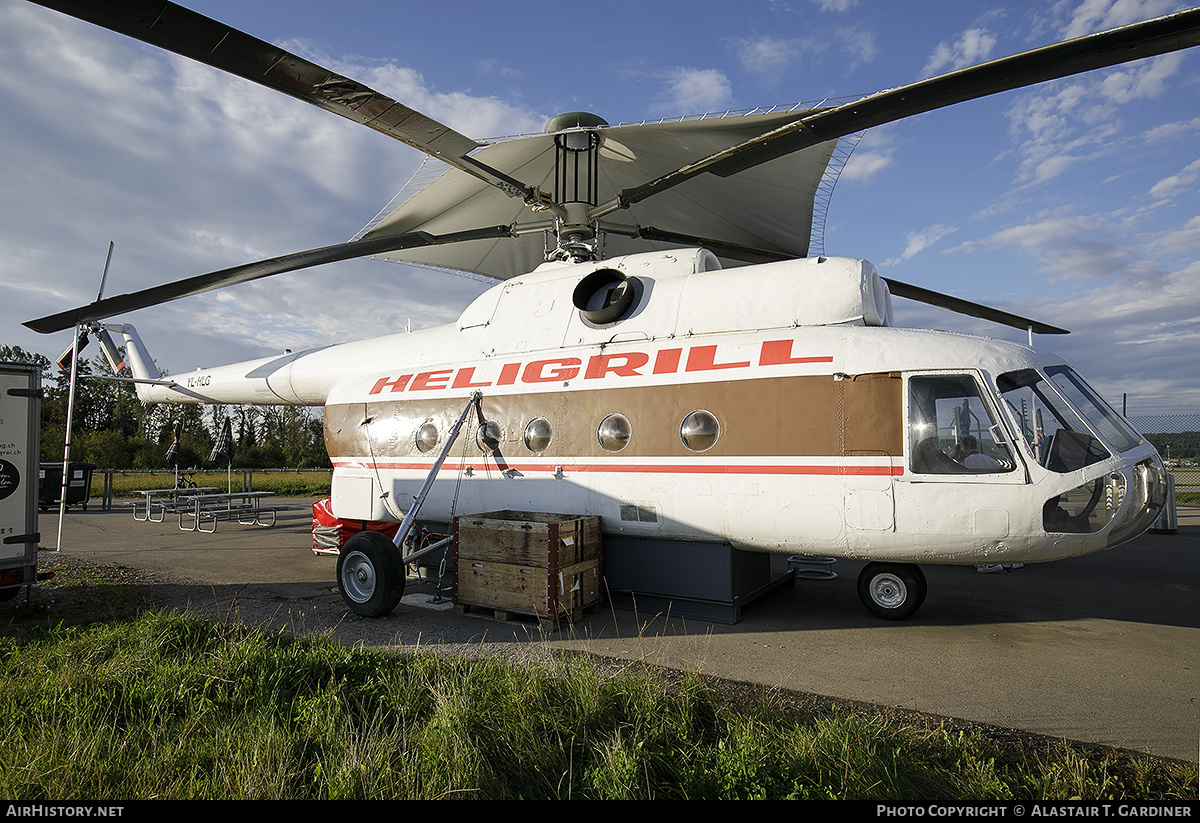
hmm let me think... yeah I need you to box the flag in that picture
[164,420,181,467]
[209,416,234,466]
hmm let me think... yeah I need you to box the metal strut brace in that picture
[392,390,482,561]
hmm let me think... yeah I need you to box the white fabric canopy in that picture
[361,110,840,279]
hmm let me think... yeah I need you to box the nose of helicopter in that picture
[1105,455,1169,549]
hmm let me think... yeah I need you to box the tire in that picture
[857,562,927,620]
[337,531,406,617]
[0,586,20,602]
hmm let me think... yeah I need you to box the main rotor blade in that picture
[613,225,798,265]
[603,7,1200,212]
[23,227,514,334]
[608,222,1068,333]
[884,278,1068,335]
[28,0,538,201]
[603,222,1070,334]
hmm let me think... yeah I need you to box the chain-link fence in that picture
[1118,394,1199,503]
[1172,470,1200,496]
[1116,393,1199,434]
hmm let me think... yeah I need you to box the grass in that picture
[92,469,333,500]
[0,559,1195,800]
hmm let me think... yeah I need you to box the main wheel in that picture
[857,562,927,620]
[337,531,406,617]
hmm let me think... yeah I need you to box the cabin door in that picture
[836,373,901,534]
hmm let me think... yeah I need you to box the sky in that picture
[1,0,1198,421]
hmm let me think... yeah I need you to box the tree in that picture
[7,341,328,469]
[0,345,51,379]
[242,405,328,468]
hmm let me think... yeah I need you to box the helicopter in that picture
[21,0,1197,620]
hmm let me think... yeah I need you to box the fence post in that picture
[1151,475,1178,534]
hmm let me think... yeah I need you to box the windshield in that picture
[996,368,1110,473]
[1044,366,1143,454]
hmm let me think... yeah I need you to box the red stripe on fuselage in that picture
[333,459,903,477]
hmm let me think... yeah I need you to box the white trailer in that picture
[0,363,43,601]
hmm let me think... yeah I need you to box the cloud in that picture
[735,27,877,80]
[922,27,999,77]
[738,37,803,76]
[1143,116,1200,144]
[474,59,523,82]
[952,213,1159,283]
[839,150,893,182]
[659,68,733,112]
[1148,159,1200,201]
[945,207,1200,376]
[1003,53,1183,186]
[1057,0,1186,39]
[1096,51,1184,103]
[900,206,1200,404]
[839,26,880,67]
[838,128,894,182]
[811,0,859,11]
[1150,214,1200,256]
[941,208,1200,400]
[882,225,958,267]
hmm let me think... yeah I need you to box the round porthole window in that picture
[524,417,553,452]
[476,420,502,452]
[414,422,439,453]
[598,413,632,452]
[680,410,720,452]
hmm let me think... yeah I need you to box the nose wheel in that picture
[857,562,926,620]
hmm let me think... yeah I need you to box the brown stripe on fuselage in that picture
[324,372,902,461]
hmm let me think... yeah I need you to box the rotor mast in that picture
[543,112,610,263]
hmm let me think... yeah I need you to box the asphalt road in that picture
[43,497,1199,763]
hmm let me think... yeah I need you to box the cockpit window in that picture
[908,375,1015,475]
[1044,366,1143,454]
[996,368,1110,473]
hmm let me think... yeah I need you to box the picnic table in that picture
[132,487,220,522]
[175,491,288,533]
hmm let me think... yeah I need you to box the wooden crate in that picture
[453,511,602,626]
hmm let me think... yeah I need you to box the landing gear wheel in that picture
[337,531,406,617]
[857,562,927,620]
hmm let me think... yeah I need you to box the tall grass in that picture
[93,469,332,500]
[0,611,1194,800]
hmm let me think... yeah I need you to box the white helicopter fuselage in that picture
[121,249,1166,567]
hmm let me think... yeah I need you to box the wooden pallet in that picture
[454,598,602,631]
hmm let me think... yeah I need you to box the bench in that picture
[176,491,289,533]
[132,488,220,522]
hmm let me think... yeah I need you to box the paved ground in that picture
[42,497,1199,763]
